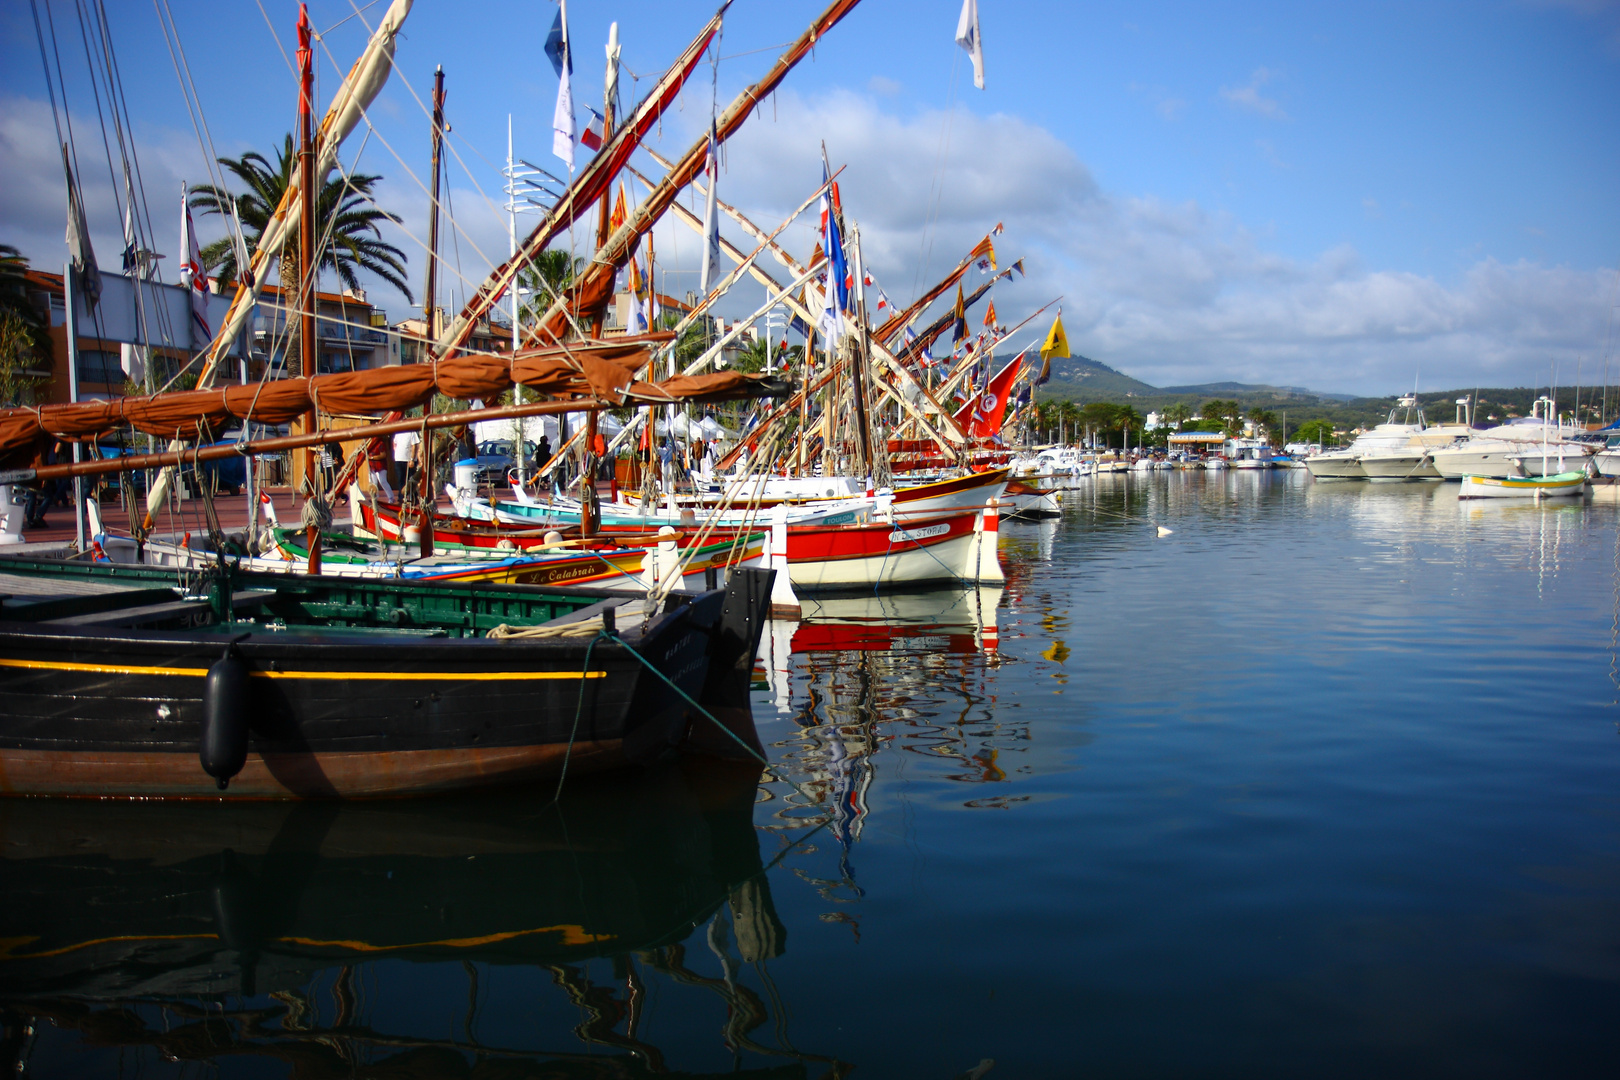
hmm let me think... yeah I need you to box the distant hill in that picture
[1039,355,1158,400]
[1036,356,1350,408]
[1029,356,1598,434]
[1160,381,1359,403]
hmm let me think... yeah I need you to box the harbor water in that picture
[7,469,1619,1077]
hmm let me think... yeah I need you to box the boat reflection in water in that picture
[0,760,842,1078]
[753,586,1021,916]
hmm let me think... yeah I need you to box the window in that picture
[75,349,123,386]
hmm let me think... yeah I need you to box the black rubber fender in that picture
[200,646,252,790]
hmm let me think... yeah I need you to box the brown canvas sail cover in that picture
[0,341,790,470]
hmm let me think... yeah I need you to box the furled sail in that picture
[0,343,790,474]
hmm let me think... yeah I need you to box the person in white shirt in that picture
[393,430,420,500]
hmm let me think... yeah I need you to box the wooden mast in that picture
[416,64,446,555]
[424,66,445,343]
[582,25,619,537]
[295,3,321,572]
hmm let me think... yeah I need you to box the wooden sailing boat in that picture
[0,0,835,799]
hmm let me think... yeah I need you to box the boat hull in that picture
[1359,453,1442,481]
[0,558,778,799]
[1457,471,1588,499]
[0,615,709,798]
[783,510,986,592]
[1304,452,1365,479]
[1432,447,1587,480]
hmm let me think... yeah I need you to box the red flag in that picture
[955,353,1023,440]
[983,299,997,329]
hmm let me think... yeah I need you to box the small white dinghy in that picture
[1458,470,1588,499]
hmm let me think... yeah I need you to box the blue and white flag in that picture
[818,161,848,342]
[546,6,575,169]
[699,119,721,296]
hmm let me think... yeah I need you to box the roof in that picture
[24,269,371,310]
[1167,430,1227,443]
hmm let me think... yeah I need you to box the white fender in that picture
[974,498,1004,584]
[655,525,682,586]
[767,502,800,617]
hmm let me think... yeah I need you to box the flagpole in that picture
[507,115,526,492]
[63,261,85,551]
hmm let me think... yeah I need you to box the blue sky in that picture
[3,0,1617,394]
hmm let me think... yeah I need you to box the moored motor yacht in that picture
[1430,398,1594,479]
[1358,422,1477,481]
[1304,395,1428,480]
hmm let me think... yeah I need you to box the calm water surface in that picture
[6,471,1619,1078]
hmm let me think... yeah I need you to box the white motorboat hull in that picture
[1431,447,1586,480]
[1359,453,1442,481]
[1304,452,1365,480]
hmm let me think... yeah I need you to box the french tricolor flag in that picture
[579,106,605,151]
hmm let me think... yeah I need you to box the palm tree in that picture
[189,135,411,376]
[516,247,582,326]
[0,245,50,406]
[1117,404,1143,447]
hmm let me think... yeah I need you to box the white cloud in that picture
[6,90,1614,398]
[710,89,1617,394]
[1220,67,1287,119]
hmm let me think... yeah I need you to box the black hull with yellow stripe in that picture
[0,557,773,799]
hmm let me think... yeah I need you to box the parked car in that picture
[468,440,538,484]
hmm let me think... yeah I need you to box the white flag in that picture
[547,5,575,169]
[120,164,138,274]
[698,120,721,296]
[552,68,575,169]
[955,0,985,90]
[179,182,212,347]
[229,201,254,288]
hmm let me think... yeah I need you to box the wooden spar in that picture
[713,355,851,473]
[523,171,842,480]
[897,270,1011,365]
[628,163,967,452]
[323,7,719,501]
[849,224,875,481]
[431,4,729,366]
[533,0,865,345]
[935,297,1062,402]
[587,24,619,340]
[872,240,993,346]
[891,296,1064,443]
[424,66,445,343]
[581,29,622,538]
[21,393,742,484]
[190,0,413,390]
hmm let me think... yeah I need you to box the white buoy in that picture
[1157,526,1174,537]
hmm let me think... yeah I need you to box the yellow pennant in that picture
[1041,314,1070,359]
